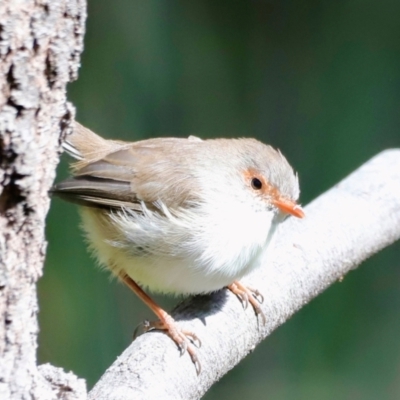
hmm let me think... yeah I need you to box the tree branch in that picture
[89,149,400,400]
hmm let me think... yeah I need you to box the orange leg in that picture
[120,273,202,374]
[228,280,266,324]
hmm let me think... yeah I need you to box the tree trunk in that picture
[0,1,86,399]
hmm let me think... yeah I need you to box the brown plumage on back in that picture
[55,122,207,208]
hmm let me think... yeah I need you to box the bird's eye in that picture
[251,177,262,190]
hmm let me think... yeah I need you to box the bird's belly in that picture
[117,252,262,295]
[79,208,265,294]
[79,203,274,295]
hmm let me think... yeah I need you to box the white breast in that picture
[79,200,279,295]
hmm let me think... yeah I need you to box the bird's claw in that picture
[134,316,202,374]
[228,281,266,325]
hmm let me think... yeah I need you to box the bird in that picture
[52,121,304,373]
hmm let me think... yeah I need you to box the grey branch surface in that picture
[0,1,86,399]
[89,149,400,400]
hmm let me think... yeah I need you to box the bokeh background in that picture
[39,1,400,398]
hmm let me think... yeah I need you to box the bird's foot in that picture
[142,312,202,374]
[121,273,202,374]
[228,280,266,324]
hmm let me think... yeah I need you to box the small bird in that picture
[52,122,304,373]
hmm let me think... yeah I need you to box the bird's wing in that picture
[53,123,202,210]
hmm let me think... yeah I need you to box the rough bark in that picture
[0,1,86,399]
[89,149,400,400]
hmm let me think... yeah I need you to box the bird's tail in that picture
[64,122,127,171]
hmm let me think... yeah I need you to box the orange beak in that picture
[273,198,305,218]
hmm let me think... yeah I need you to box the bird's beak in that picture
[273,198,305,218]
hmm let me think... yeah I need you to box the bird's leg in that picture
[120,273,202,374]
[228,280,266,324]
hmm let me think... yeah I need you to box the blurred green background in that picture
[39,1,400,398]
